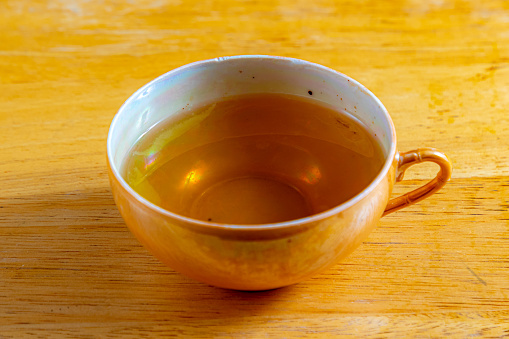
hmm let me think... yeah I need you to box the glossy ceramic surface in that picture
[107,56,452,290]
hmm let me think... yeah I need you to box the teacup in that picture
[107,56,452,290]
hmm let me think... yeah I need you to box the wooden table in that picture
[2,0,508,337]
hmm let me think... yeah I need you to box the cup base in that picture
[189,175,312,224]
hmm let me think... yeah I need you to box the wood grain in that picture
[1,0,508,337]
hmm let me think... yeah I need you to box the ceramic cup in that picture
[107,55,452,290]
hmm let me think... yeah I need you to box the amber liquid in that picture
[123,93,385,225]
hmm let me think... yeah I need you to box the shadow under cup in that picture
[107,56,400,290]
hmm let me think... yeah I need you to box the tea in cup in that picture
[123,92,386,225]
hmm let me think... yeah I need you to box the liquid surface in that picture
[123,93,385,224]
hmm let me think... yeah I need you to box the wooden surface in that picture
[1,0,509,337]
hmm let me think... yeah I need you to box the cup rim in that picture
[107,55,397,231]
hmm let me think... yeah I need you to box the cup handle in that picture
[383,148,452,216]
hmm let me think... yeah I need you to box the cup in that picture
[107,55,452,290]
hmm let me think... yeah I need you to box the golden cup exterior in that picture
[108,159,397,290]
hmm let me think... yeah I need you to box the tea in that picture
[122,93,385,224]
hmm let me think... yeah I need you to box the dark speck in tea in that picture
[336,118,349,129]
